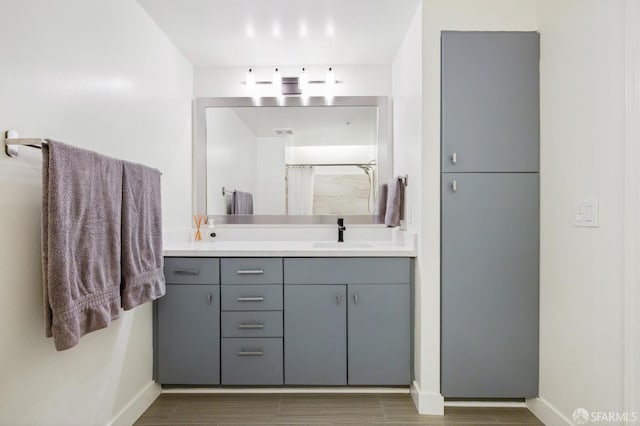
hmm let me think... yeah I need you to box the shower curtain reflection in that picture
[286,166,315,215]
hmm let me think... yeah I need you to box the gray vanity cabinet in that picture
[284,258,411,386]
[284,285,347,385]
[220,257,284,385]
[347,284,411,385]
[157,257,221,385]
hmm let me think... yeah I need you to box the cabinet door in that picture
[442,31,539,172]
[348,284,411,385]
[157,284,220,384]
[284,285,346,385]
[441,173,539,397]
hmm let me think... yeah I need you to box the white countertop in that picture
[164,230,416,257]
[163,239,416,257]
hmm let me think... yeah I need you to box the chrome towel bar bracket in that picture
[4,130,48,158]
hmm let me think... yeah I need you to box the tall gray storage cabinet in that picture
[441,31,540,398]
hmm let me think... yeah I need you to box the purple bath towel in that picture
[42,141,123,351]
[120,161,165,310]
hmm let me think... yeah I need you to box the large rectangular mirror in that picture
[193,97,391,224]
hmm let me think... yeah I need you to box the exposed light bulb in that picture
[325,67,335,101]
[273,67,282,94]
[246,68,255,90]
[326,67,336,87]
[299,67,308,94]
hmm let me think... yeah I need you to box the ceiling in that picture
[137,0,421,67]
[221,106,378,145]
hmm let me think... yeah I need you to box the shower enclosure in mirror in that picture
[193,97,391,224]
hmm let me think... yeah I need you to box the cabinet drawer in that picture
[164,257,220,284]
[221,338,283,385]
[284,258,410,285]
[221,258,283,284]
[221,311,283,338]
[221,285,283,311]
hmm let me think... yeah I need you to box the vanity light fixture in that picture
[242,67,341,96]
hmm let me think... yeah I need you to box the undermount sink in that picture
[312,241,374,249]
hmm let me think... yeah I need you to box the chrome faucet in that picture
[337,218,346,242]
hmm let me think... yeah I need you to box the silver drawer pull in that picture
[237,350,264,356]
[451,180,457,192]
[173,268,199,275]
[451,152,457,164]
[236,269,264,275]
[237,297,264,302]
[237,323,264,329]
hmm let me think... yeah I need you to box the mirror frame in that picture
[193,96,392,224]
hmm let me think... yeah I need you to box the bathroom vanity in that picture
[154,239,415,387]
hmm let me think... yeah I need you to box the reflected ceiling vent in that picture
[273,128,294,136]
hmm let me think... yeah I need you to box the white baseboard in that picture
[526,397,572,426]
[446,400,526,408]
[410,381,445,415]
[162,387,409,394]
[108,381,161,426]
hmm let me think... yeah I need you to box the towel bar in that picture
[222,186,237,196]
[4,130,47,158]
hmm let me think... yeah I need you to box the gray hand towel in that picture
[231,191,254,215]
[42,141,123,351]
[375,183,388,218]
[121,161,165,310]
[384,177,404,227]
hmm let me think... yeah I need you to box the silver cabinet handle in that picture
[207,293,213,304]
[336,293,342,304]
[237,296,264,302]
[237,269,264,275]
[353,293,359,304]
[173,268,199,275]
[237,323,264,329]
[451,180,457,192]
[237,350,264,356]
[451,152,457,164]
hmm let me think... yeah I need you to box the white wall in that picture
[255,137,286,215]
[391,0,425,406]
[0,1,192,425]
[194,65,391,97]
[414,0,538,414]
[206,109,257,214]
[530,1,627,424]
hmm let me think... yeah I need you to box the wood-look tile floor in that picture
[134,393,544,425]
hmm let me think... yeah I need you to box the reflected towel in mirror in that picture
[231,191,253,215]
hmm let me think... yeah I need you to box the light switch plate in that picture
[573,199,599,227]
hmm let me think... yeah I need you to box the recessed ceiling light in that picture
[326,21,335,37]
[245,23,255,39]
